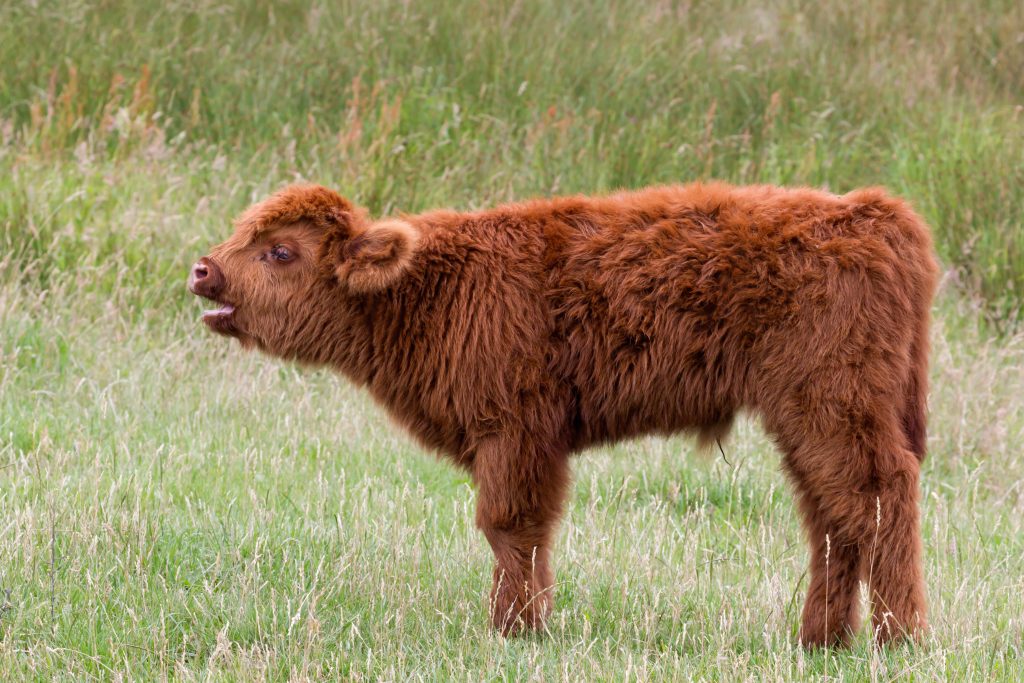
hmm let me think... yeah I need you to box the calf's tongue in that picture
[202,304,235,320]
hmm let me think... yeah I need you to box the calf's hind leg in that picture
[786,425,927,647]
[860,464,927,644]
[473,434,571,636]
[793,486,863,647]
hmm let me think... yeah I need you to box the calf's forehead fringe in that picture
[233,184,354,238]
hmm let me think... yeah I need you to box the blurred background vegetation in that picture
[1,0,1022,321]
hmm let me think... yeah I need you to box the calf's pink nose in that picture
[187,257,224,299]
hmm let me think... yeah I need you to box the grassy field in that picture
[2,0,1024,679]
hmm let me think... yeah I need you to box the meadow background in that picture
[1,0,1023,679]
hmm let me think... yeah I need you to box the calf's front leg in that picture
[473,435,571,635]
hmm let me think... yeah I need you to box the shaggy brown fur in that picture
[188,182,938,646]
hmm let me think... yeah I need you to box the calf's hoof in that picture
[489,573,553,636]
[873,615,928,647]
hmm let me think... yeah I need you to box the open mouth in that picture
[202,303,235,321]
[201,303,240,336]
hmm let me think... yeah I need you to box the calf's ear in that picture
[330,219,420,292]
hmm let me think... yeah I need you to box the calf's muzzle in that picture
[187,257,224,300]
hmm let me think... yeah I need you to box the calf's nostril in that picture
[188,258,225,299]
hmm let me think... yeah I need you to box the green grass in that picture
[1,0,1023,679]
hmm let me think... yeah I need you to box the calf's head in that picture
[188,184,419,359]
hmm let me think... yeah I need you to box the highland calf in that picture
[188,182,938,646]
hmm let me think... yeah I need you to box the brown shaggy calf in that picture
[188,182,938,646]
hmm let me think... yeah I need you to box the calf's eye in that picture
[270,245,293,262]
